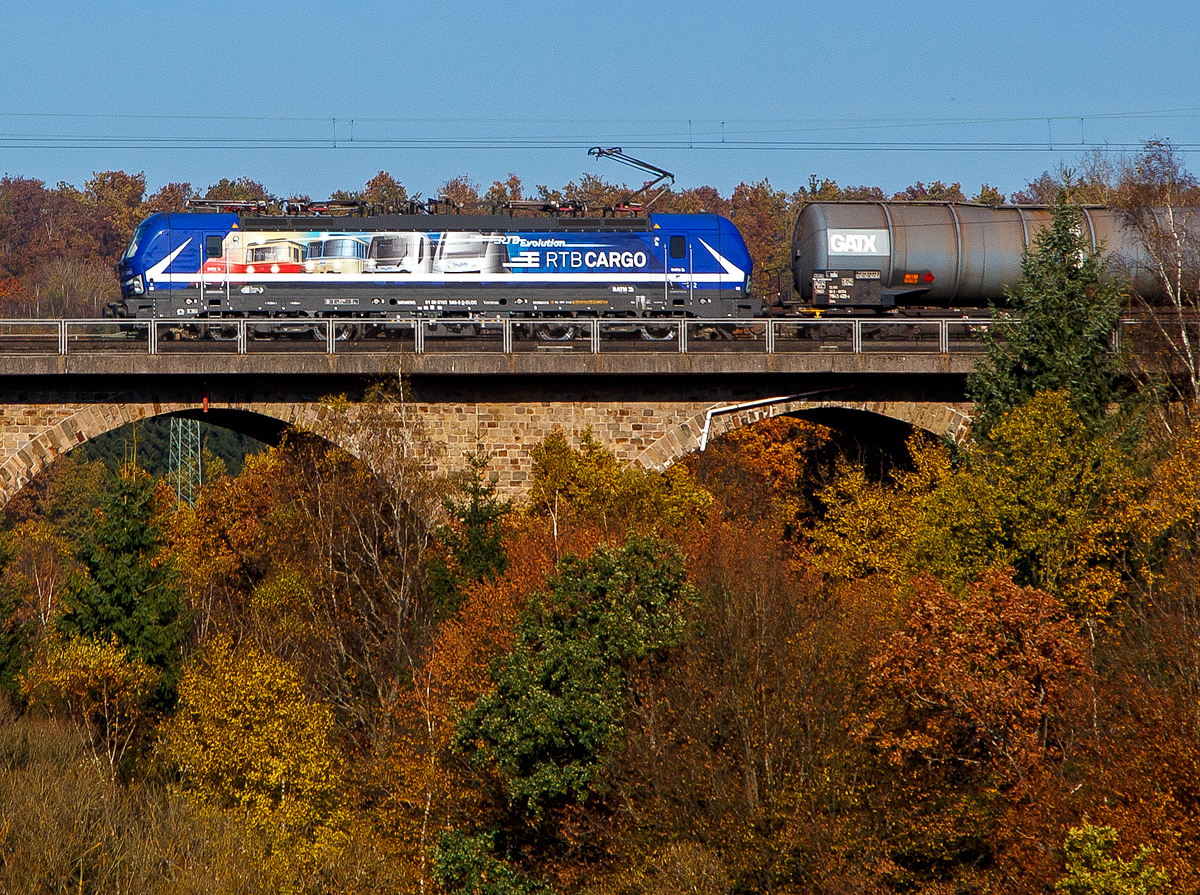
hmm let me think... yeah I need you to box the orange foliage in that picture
[687,415,832,535]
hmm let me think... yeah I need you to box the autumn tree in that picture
[859,572,1093,889]
[662,184,730,216]
[686,414,834,536]
[3,449,114,545]
[18,257,119,317]
[926,392,1141,608]
[361,171,408,210]
[1013,151,1121,205]
[892,180,966,202]
[204,176,276,208]
[972,183,1005,205]
[484,173,524,210]
[144,181,195,213]
[21,634,159,778]
[174,383,449,748]
[968,196,1126,438]
[0,176,99,280]
[1113,139,1200,409]
[787,175,887,206]
[84,170,146,261]
[1056,824,1169,895]
[161,635,350,871]
[527,429,710,541]
[809,433,950,587]
[729,178,791,281]
[439,174,484,212]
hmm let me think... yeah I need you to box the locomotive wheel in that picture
[205,323,239,341]
[638,322,677,341]
[315,323,360,342]
[437,322,479,336]
[537,323,579,341]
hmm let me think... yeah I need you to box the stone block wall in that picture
[0,394,973,507]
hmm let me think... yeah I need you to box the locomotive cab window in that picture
[669,235,687,259]
[205,235,224,259]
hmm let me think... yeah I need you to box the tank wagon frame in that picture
[790,201,1172,311]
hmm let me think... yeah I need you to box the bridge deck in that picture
[0,316,991,377]
[0,351,976,377]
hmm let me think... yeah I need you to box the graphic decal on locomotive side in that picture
[164,229,745,286]
[114,211,759,320]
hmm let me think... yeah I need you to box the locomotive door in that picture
[201,233,230,311]
[665,233,691,311]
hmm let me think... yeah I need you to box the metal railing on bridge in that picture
[0,316,1004,357]
[0,316,1174,359]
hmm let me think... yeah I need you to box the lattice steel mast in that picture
[168,417,203,506]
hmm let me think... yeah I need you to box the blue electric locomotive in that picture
[112,211,757,322]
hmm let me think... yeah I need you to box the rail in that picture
[0,316,1009,357]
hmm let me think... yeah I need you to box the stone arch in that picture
[631,399,973,470]
[0,399,340,509]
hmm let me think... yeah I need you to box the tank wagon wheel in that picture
[695,323,737,340]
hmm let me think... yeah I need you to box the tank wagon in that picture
[112,211,757,323]
[790,202,1183,310]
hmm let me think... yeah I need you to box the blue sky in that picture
[4,0,1199,203]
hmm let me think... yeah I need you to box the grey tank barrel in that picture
[791,201,1186,307]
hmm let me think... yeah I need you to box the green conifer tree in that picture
[430,451,512,619]
[968,196,1126,438]
[58,464,191,706]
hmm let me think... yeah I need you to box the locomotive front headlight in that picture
[129,275,145,295]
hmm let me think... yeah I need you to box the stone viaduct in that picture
[0,347,975,506]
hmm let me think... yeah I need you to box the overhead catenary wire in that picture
[0,136,1197,153]
[0,107,1198,153]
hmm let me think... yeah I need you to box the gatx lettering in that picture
[829,233,879,253]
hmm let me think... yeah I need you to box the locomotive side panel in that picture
[113,213,757,320]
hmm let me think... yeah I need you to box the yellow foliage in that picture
[248,569,318,652]
[0,519,75,631]
[915,392,1141,618]
[528,429,711,536]
[809,434,949,587]
[20,633,159,776]
[1144,423,1200,548]
[810,393,1148,621]
[161,635,345,854]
